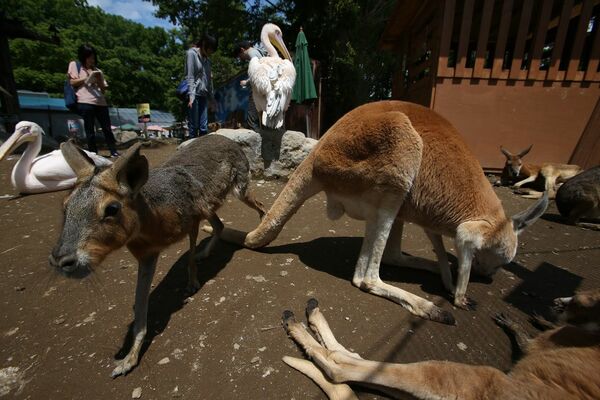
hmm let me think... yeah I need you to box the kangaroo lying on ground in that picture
[282,290,600,400]
[556,165,600,231]
[49,136,265,377]
[205,101,548,324]
[499,145,582,199]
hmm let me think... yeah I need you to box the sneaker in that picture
[110,151,120,158]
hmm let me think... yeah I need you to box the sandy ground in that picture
[0,143,598,399]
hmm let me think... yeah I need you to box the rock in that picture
[457,342,468,351]
[116,131,139,145]
[132,387,142,399]
[182,129,316,179]
[158,357,170,365]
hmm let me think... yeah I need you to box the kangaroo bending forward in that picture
[49,136,265,377]
[208,101,548,323]
[282,291,600,400]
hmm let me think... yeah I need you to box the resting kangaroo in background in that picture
[499,145,582,199]
[282,291,600,400]
[556,165,600,231]
[49,136,265,377]
[206,101,548,324]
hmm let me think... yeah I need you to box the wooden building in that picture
[380,0,600,170]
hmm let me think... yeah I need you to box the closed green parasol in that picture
[291,28,317,103]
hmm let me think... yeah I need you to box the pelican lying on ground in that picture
[248,23,296,129]
[0,121,112,194]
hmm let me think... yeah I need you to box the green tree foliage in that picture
[3,0,398,129]
[148,0,398,130]
[2,0,185,116]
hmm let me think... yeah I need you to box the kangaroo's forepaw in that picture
[111,356,137,378]
[493,313,516,329]
[454,295,477,311]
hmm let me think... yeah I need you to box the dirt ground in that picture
[0,143,599,400]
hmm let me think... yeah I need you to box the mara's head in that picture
[554,289,600,331]
[500,145,532,178]
[49,141,148,278]
[471,192,549,277]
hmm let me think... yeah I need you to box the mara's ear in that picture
[60,139,95,179]
[112,143,148,195]
[512,191,549,234]
[517,144,533,158]
[500,146,512,158]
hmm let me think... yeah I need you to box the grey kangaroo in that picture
[49,136,265,377]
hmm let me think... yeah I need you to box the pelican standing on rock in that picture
[0,121,112,194]
[248,23,296,129]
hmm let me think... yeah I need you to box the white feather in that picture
[0,121,113,194]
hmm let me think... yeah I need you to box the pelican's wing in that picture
[30,151,78,181]
[32,150,112,181]
[83,150,113,168]
[268,60,296,129]
[248,57,274,110]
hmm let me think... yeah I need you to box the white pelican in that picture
[0,121,112,194]
[248,23,296,129]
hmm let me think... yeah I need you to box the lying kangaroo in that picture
[500,145,582,199]
[282,291,600,400]
[206,101,548,323]
[555,165,600,231]
[49,136,265,377]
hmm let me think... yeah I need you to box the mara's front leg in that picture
[112,254,158,377]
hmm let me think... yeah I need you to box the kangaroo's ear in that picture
[517,144,533,158]
[61,139,95,179]
[111,143,148,195]
[500,146,512,158]
[512,191,549,234]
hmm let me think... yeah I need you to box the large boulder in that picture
[180,128,317,179]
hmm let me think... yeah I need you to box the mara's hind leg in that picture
[197,214,224,260]
[204,159,323,248]
[353,195,455,325]
[233,175,266,219]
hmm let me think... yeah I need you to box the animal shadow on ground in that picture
[263,236,491,306]
[503,261,582,319]
[114,237,238,363]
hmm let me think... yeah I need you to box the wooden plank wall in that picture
[437,0,600,82]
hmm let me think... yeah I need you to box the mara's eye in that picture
[104,202,121,218]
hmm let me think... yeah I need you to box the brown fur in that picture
[283,291,600,400]
[499,145,582,199]
[50,136,265,377]
[209,101,548,322]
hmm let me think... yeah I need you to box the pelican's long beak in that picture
[0,127,34,161]
[269,31,292,61]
